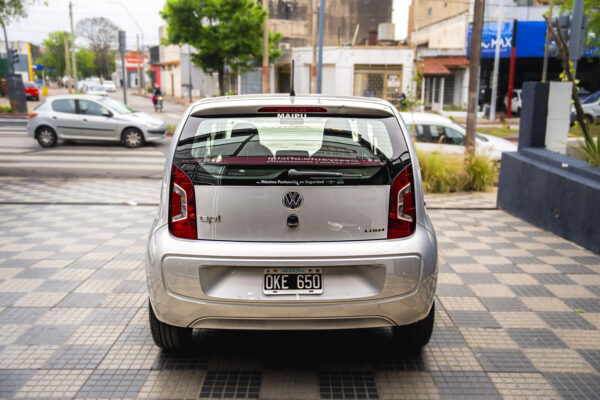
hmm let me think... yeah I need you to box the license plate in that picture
[263,267,323,295]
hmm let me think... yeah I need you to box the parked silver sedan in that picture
[27,95,167,148]
[146,94,438,351]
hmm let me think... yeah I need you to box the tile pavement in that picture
[0,180,598,399]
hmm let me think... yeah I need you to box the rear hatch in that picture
[172,104,412,241]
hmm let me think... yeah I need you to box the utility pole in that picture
[465,0,485,153]
[69,2,78,88]
[1,21,12,74]
[490,4,503,121]
[118,30,127,104]
[69,1,77,89]
[187,44,193,102]
[541,0,554,82]
[63,31,72,93]
[136,34,141,94]
[506,20,518,118]
[311,0,318,93]
[256,0,269,94]
[570,0,584,72]
[316,0,325,94]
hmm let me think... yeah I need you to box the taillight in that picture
[388,164,416,239]
[28,113,38,119]
[169,164,197,239]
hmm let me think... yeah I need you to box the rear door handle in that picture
[52,116,57,119]
[83,118,88,122]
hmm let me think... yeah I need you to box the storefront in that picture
[468,20,600,109]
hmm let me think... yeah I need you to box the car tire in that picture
[34,96,39,101]
[36,126,58,148]
[392,301,435,353]
[149,301,192,350]
[585,115,594,127]
[122,128,145,148]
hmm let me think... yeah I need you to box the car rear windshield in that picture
[174,113,410,186]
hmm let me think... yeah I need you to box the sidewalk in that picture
[0,175,598,399]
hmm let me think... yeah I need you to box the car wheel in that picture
[584,115,594,127]
[148,301,192,350]
[392,301,435,353]
[34,96,39,101]
[36,126,57,148]
[122,128,145,148]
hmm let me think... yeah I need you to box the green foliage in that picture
[397,62,424,111]
[75,48,95,78]
[35,31,73,78]
[559,0,600,52]
[477,125,518,137]
[417,151,463,193]
[0,105,13,113]
[462,152,498,191]
[416,150,498,193]
[0,0,28,23]
[576,134,600,167]
[160,0,281,95]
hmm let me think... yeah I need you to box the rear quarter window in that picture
[52,99,76,114]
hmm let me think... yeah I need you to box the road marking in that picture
[0,154,165,163]
[0,162,163,171]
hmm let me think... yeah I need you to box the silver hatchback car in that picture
[146,95,438,351]
[28,95,167,148]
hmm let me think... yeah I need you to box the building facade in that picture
[290,47,414,103]
[408,0,550,110]
[265,0,393,48]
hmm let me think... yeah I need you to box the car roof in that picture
[44,94,108,101]
[399,111,457,125]
[189,94,396,117]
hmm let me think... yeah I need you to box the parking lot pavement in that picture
[0,181,599,399]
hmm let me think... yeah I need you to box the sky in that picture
[6,0,410,48]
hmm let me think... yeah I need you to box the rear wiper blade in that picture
[287,169,362,178]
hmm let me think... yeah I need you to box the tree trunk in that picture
[218,65,225,96]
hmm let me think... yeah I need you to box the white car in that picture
[103,80,116,92]
[503,89,522,115]
[85,85,108,96]
[400,112,517,161]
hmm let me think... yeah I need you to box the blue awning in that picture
[468,20,598,59]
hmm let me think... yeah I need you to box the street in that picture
[0,89,188,179]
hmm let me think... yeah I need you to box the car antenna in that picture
[290,59,296,97]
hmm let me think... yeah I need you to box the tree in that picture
[76,17,118,78]
[559,0,599,52]
[76,48,96,78]
[161,0,281,95]
[0,0,32,23]
[35,31,73,79]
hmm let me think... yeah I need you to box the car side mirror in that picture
[102,111,113,118]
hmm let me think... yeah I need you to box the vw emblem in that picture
[282,191,303,209]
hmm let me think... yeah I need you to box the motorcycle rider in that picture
[152,83,162,106]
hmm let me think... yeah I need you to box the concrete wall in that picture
[291,47,414,97]
[498,149,600,254]
[411,13,470,49]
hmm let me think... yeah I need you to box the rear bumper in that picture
[145,223,437,330]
